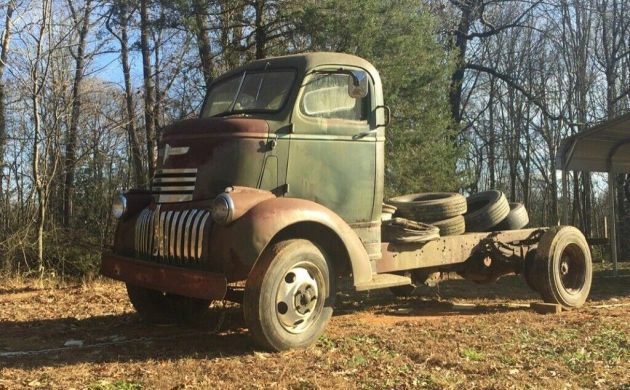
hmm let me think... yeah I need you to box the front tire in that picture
[243,239,335,351]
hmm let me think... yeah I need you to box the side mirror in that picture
[347,70,368,98]
[375,105,391,128]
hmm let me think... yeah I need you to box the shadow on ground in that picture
[1,266,628,370]
[0,306,252,369]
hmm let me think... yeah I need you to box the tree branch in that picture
[465,62,563,120]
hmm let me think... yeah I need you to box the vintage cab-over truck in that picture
[102,52,592,351]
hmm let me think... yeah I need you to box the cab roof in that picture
[213,52,380,84]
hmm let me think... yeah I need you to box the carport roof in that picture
[556,112,630,173]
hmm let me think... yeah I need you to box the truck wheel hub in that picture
[276,265,320,334]
[294,285,316,314]
[560,260,569,275]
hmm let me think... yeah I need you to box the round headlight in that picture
[212,193,234,225]
[112,193,128,219]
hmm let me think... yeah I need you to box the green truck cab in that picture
[102,52,592,351]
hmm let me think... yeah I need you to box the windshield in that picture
[202,70,296,117]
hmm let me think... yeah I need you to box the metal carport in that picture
[556,112,630,274]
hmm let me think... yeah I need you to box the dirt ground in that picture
[1,264,629,390]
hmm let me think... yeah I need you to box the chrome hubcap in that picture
[276,265,321,334]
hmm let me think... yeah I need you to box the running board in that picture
[355,273,411,291]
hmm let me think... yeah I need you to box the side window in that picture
[300,73,368,121]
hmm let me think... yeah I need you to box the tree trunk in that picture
[153,11,162,135]
[0,0,15,203]
[488,79,496,189]
[254,0,266,59]
[119,0,144,187]
[140,0,156,178]
[32,0,50,274]
[449,3,473,124]
[63,0,92,228]
[193,0,213,89]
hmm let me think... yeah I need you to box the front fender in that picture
[209,197,372,286]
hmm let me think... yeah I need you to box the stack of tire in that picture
[388,193,468,236]
[387,190,529,235]
[464,190,529,232]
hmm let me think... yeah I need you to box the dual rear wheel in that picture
[525,226,592,308]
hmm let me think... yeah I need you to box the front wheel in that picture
[534,226,592,308]
[243,239,335,351]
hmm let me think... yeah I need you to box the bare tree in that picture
[105,0,145,188]
[0,0,16,204]
[140,0,156,178]
[62,0,92,227]
[192,0,214,88]
[29,0,59,273]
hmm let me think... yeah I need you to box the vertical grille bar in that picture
[140,210,151,254]
[159,211,167,258]
[183,209,198,259]
[152,205,161,256]
[135,210,145,255]
[134,210,142,254]
[190,210,205,260]
[164,211,174,261]
[139,210,147,254]
[147,207,156,255]
[144,209,151,254]
[175,209,190,258]
[196,212,210,259]
[169,211,181,258]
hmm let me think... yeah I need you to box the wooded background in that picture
[0,0,629,277]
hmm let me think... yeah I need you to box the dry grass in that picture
[1,263,629,389]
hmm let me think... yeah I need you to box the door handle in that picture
[353,128,378,140]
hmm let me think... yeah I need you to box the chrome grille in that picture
[152,168,197,203]
[134,206,211,261]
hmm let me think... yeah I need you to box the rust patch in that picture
[100,252,226,300]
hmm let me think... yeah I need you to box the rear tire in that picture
[534,226,592,308]
[243,239,336,351]
[126,284,210,324]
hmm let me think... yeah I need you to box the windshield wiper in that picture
[210,110,235,118]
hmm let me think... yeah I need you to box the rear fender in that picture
[209,197,372,287]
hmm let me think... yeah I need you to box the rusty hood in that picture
[154,117,270,202]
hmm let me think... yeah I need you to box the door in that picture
[286,67,377,225]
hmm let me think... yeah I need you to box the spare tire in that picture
[496,202,529,231]
[388,192,467,222]
[432,215,466,236]
[464,190,510,232]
